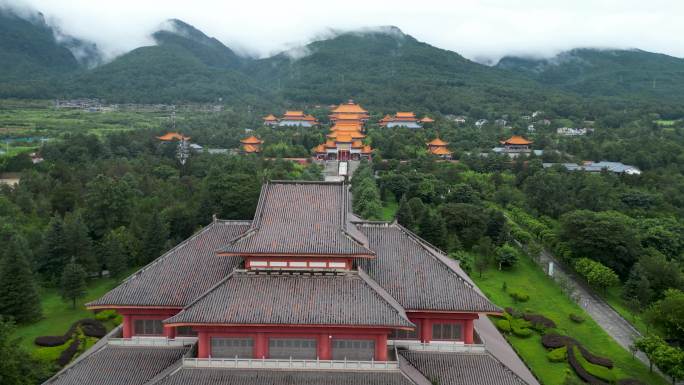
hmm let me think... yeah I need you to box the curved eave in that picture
[86,304,183,311]
[162,322,415,330]
[215,251,376,259]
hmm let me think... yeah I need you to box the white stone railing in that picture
[388,340,486,353]
[182,357,400,371]
[108,336,197,347]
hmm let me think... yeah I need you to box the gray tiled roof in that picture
[45,345,188,385]
[165,271,413,328]
[400,351,528,385]
[219,181,374,257]
[357,223,500,313]
[153,368,416,385]
[88,220,251,308]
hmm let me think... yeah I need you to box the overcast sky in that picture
[6,0,684,63]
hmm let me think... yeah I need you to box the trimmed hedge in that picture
[524,313,557,331]
[572,345,616,383]
[35,318,106,347]
[567,345,607,385]
[617,380,647,385]
[509,291,530,302]
[547,346,567,362]
[57,338,81,367]
[569,313,585,323]
[542,333,575,349]
[496,319,512,333]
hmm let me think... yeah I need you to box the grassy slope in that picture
[13,274,125,353]
[471,254,667,385]
[380,193,398,221]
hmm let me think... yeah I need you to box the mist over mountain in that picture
[1,7,684,114]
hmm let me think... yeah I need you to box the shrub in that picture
[569,313,585,323]
[524,313,557,331]
[512,325,533,338]
[547,346,567,362]
[80,319,106,338]
[577,345,613,368]
[542,333,575,349]
[617,380,647,385]
[34,335,69,347]
[509,291,530,302]
[57,338,80,367]
[572,345,616,383]
[496,319,512,333]
[94,310,118,321]
[567,345,606,385]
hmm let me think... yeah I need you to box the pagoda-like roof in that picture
[218,181,374,257]
[356,223,500,313]
[362,145,373,154]
[88,221,251,308]
[394,112,416,120]
[304,114,317,122]
[283,110,305,118]
[430,146,452,156]
[165,271,413,328]
[420,117,435,123]
[313,144,326,153]
[242,144,260,153]
[332,121,364,131]
[501,135,532,145]
[332,100,368,114]
[427,138,448,146]
[240,136,263,144]
[157,132,190,141]
[44,345,189,385]
[262,114,278,121]
[328,130,365,139]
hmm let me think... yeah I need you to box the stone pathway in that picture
[533,249,659,372]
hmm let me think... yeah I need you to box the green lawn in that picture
[13,274,126,353]
[380,194,398,221]
[471,253,667,385]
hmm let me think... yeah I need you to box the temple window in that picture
[176,326,197,337]
[390,327,419,340]
[133,319,163,336]
[432,322,463,341]
[332,339,375,360]
[211,337,253,358]
[268,338,317,359]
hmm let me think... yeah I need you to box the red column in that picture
[375,334,388,361]
[420,319,432,343]
[163,325,176,339]
[464,319,474,344]
[198,332,210,358]
[318,334,331,360]
[122,315,133,338]
[255,333,268,359]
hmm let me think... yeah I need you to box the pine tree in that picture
[396,195,414,227]
[38,214,68,283]
[419,210,448,251]
[622,263,653,308]
[0,236,42,323]
[0,317,48,385]
[63,211,97,274]
[101,227,129,278]
[137,211,169,265]
[60,260,87,310]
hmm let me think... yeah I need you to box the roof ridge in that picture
[163,270,238,324]
[87,221,223,307]
[44,342,110,384]
[393,223,501,313]
[357,267,413,328]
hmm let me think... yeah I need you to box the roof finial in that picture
[212,213,217,223]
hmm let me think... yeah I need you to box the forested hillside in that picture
[2,8,684,116]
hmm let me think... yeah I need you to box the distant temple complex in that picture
[240,136,263,154]
[427,138,453,159]
[46,181,534,385]
[263,111,318,127]
[493,135,541,158]
[380,112,433,128]
[314,100,372,161]
[156,132,190,142]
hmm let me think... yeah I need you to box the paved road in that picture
[534,249,655,367]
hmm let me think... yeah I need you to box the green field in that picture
[472,252,667,385]
[0,106,165,139]
[13,274,126,353]
[380,193,399,221]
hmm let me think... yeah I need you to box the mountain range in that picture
[2,7,684,115]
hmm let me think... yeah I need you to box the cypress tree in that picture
[60,260,87,310]
[137,211,169,265]
[0,236,42,323]
[419,209,448,251]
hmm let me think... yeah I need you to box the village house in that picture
[475,119,488,128]
[45,181,534,385]
[543,161,641,175]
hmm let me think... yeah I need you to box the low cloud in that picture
[5,0,684,63]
